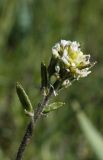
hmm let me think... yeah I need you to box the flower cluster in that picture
[47,40,96,89]
[52,40,94,80]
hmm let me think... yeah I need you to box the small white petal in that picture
[81,70,91,77]
[61,40,71,47]
[61,57,70,66]
[63,49,68,57]
[55,43,61,50]
[52,48,59,58]
[63,49,69,61]
[70,41,80,52]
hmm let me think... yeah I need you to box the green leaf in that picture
[43,102,65,114]
[16,82,33,113]
[73,103,103,160]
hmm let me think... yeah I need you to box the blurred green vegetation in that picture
[0,0,103,159]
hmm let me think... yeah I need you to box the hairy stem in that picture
[15,121,33,160]
[15,85,57,160]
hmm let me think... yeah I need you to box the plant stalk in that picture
[15,84,57,160]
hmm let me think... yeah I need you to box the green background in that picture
[0,0,102,159]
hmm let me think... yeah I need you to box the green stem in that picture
[15,81,60,160]
[16,80,61,160]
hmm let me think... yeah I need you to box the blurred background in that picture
[0,0,102,159]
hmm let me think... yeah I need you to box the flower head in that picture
[52,40,95,80]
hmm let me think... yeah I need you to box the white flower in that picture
[52,40,95,80]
